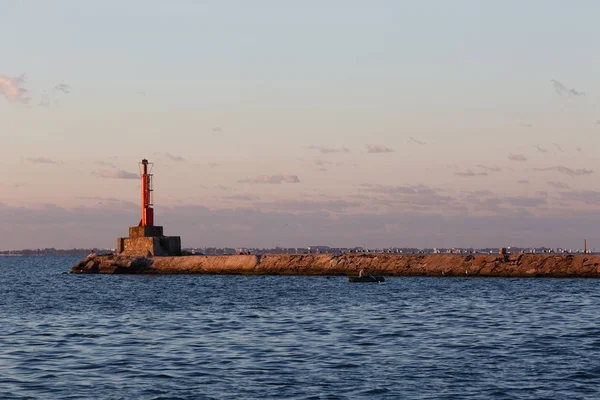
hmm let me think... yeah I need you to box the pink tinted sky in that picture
[1,1,600,250]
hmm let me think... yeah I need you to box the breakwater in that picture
[71,253,600,277]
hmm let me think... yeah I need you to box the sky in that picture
[2,0,600,250]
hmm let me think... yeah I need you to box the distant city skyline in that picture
[2,1,600,250]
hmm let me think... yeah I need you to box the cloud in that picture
[360,184,454,208]
[54,83,70,94]
[553,143,563,152]
[222,195,260,201]
[28,157,61,166]
[476,165,501,172]
[408,137,426,145]
[315,159,334,166]
[208,163,219,168]
[504,196,547,208]
[308,145,350,154]
[94,160,117,168]
[508,154,527,162]
[533,145,547,153]
[76,196,138,209]
[534,166,593,177]
[238,175,300,184]
[212,127,222,133]
[455,169,487,177]
[257,199,362,213]
[366,144,394,154]
[163,152,185,162]
[0,73,29,103]
[547,181,570,189]
[551,80,585,97]
[559,190,600,205]
[10,190,600,249]
[5,200,596,250]
[94,169,139,179]
[38,96,50,108]
[520,122,533,128]
[462,190,547,212]
[518,180,530,184]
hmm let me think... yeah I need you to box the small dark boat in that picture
[348,276,385,283]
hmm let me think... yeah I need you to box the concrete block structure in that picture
[117,231,181,256]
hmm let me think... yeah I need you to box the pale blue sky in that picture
[1,1,600,249]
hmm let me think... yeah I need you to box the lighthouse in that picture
[140,158,154,227]
[117,159,181,256]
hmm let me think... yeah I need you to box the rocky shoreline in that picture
[71,253,600,277]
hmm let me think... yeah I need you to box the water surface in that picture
[1,256,599,399]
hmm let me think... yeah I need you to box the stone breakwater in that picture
[71,253,600,277]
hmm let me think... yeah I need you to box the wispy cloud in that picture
[163,152,185,162]
[547,181,570,189]
[508,154,527,162]
[518,179,530,184]
[238,175,300,184]
[54,83,70,94]
[552,143,563,152]
[94,160,117,168]
[257,199,362,213]
[520,122,533,128]
[222,195,260,201]
[28,157,61,166]
[551,80,585,97]
[212,127,222,133]
[366,144,394,154]
[94,169,139,179]
[504,196,547,208]
[559,190,600,205]
[315,159,334,166]
[533,145,547,153]
[535,166,593,177]
[408,137,426,145]
[38,95,50,108]
[477,165,501,172]
[0,73,29,104]
[360,184,453,208]
[455,169,488,177]
[76,196,137,209]
[308,145,350,154]
[208,162,220,168]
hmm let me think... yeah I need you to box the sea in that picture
[1,256,600,399]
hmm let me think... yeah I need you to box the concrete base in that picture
[117,236,181,256]
[129,226,164,238]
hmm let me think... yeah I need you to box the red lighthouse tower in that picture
[140,158,154,227]
[117,159,181,256]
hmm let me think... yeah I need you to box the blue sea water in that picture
[1,256,600,399]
